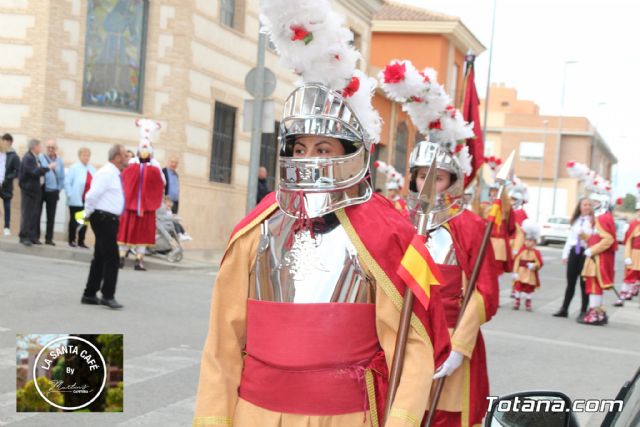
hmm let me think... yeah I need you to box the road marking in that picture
[125,347,201,386]
[0,392,37,426]
[0,328,9,333]
[117,396,195,426]
[484,329,640,358]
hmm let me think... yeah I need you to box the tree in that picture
[621,193,637,212]
[106,381,123,412]
[17,377,63,412]
[97,334,123,368]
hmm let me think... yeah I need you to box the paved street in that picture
[0,245,638,426]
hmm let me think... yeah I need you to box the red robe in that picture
[117,162,165,246]
[624,220,640,283]
[510,208,528,254]
[513,247,544,293]
[582,212,617,293]
[427,210,499,427]
[481,200,515,275]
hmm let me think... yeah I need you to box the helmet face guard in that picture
[407,141,464,229]
[588,192,610,216]
[276,84,372,218]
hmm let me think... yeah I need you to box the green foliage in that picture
[620,193,637,212]
[106,381,123,412]
[96,334,123,368]
[17,377,63,412]
[51,356,65,381]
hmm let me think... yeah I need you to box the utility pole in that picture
[536,120,548,222]
[245,32,267,213]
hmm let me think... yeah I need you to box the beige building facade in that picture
[482,84,617,221]
[0,0,381,249]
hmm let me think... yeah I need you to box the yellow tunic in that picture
[193,221,435,427]
[624,223,640,270]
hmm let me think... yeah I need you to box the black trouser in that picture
[561,246,588,313]
[38,190,59,242]
[1,196,11,229]
[19,190,41,243]
[69,205,87,245]
[84,211,120,300]
[171,200,179,215]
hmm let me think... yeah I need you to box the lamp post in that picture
[550,60,577,216]
[536,119,548,222]
[481,0,498,140]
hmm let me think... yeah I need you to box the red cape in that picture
[226,192,451,370]
[624,219,640,244]
[586,212,617,286]
[121,163,164,213]
[449,210,500,322]
[514,246,544,287]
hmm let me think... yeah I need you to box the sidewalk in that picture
[0,235,222,272]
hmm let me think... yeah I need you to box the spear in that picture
[423,150,515,427]
[384,156,438,422]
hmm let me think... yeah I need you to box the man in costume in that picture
[193,3,451,426]
[511,219,543,311]
[374,160,408,216]
[615,182,640,306]
[508,178,529,255]
[379,59,500,427]
[117,118,165,271]
[567,162,617,325]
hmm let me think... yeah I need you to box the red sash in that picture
[437,264,463,328]
[239,300,388,418]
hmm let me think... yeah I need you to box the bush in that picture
[17,377,63,412]
[106,381,123,412]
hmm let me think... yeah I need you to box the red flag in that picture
[397,234,444,311]
[461,55,484,187]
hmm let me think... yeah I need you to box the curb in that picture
[0,238,219,272]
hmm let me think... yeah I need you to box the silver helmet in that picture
[588,192,611,216]
[407,139,464,229]
[276,83,372,218]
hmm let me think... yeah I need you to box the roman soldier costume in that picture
[508,178,529,255]
[568,162,617,325]
[193,4,450,426]
[374,161,408,217]
[615,182,640,305]
[379,59,500,427]
[512,219,543,311]
[117,118,165,271]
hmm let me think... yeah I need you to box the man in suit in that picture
[162,156,180,214]
[18,139,56,246]
[1,133,20,236]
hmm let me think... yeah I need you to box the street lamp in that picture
[551,60,577,216]
[535,119,548,222]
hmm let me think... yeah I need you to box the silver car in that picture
[538,216,571,245]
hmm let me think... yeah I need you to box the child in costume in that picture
[512,219,543,311]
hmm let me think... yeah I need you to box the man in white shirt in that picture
[81,144,128,309]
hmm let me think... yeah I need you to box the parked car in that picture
[538,216,571,245]
[615,219,629,244]
[484,367,640,426]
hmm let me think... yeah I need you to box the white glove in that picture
[584,248,592,257]
[527,262,535,270]
[512,272,519,280]
[512,249,518,256]
[625,258,633,266]
[433,351,463,379]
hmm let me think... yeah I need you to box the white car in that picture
[538,216,570,245]
[615,219,629,244]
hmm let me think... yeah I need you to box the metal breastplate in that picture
[426,226,457,265]
[253,210,374,303]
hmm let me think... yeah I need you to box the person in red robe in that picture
[482,185,515,276]
[117,119,165,271]
[581,195,617,325]
[615,189,640,305]
[511,219,544,311]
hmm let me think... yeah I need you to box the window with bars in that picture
[394,122,409,176]
[210,102,236,184]
[259,121,280,191]
[220,0,235,28]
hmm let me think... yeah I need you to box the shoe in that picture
[613,298,624,307]
[45,240,55,246]
[134,260,147,271]
[632,285,639,297]
[552,309,568,318]
[525,299,532,311]
[81,295,100,305]
[600,311,609,325]
[3,228,10,236]
[577,311,587,320]
[32,240,43,245]
[69,242,77,248]
[78,243,89,249]
[581,308,604,326]
[119,257,125,269]
[100,298,123,309]
[510,290,516,299]
[513,298,520,310]
[179,233,192,242]
[19,239,32,247]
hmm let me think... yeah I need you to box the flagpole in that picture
[481,0,497,141]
